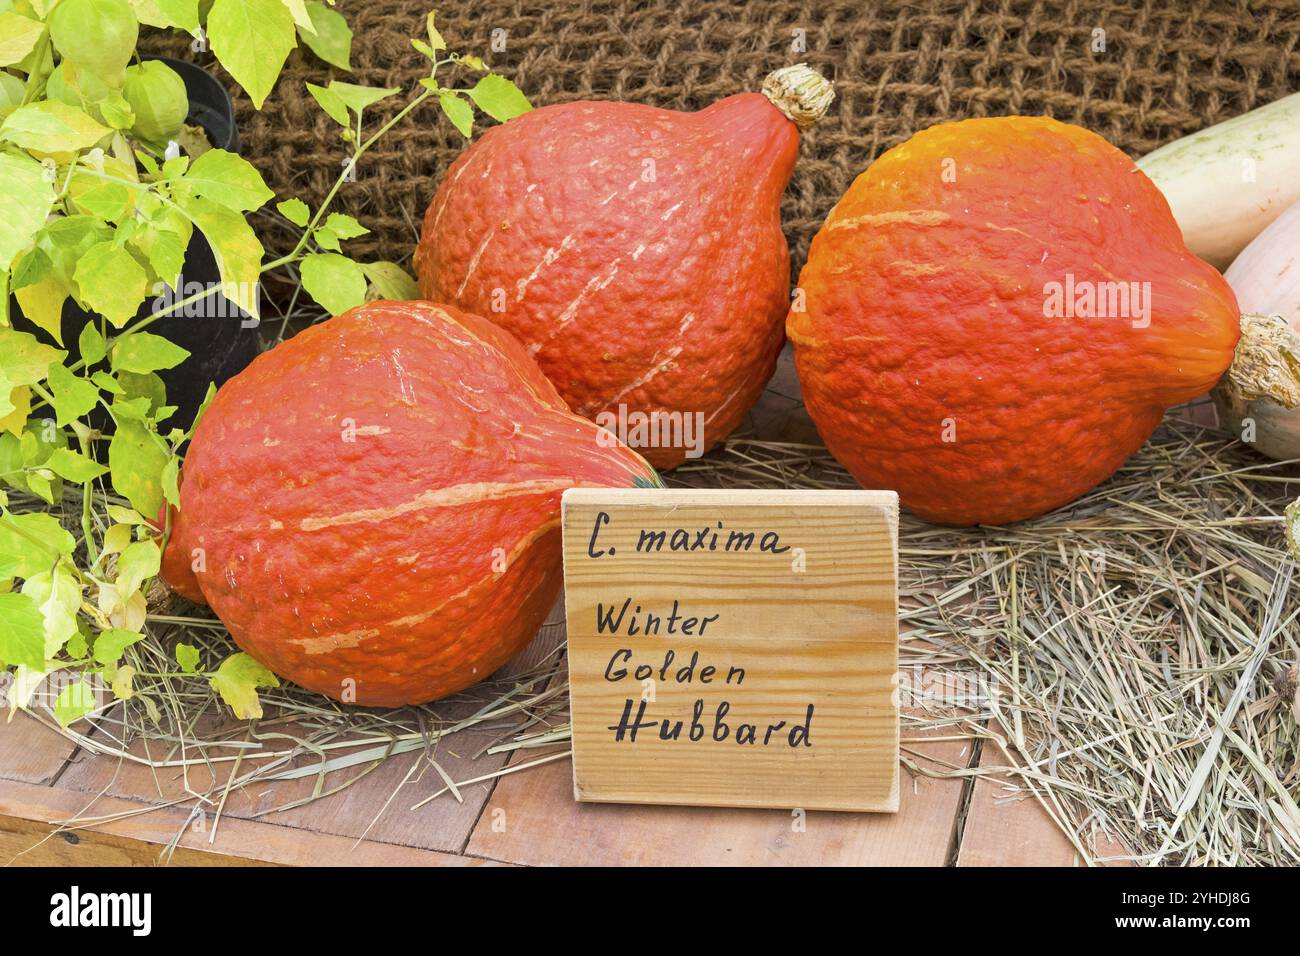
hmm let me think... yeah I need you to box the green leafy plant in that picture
[0,4,531,725]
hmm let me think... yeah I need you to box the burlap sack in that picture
[146,0,1300,272]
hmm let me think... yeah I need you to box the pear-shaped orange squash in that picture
[788,117,1240,526]
[415,66,833,469]
[162,301,657,706]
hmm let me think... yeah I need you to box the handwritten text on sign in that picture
[562,489,900,813]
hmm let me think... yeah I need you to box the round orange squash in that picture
[414,66,834,469]
[788,116,1241,526]
[162,301,657,706]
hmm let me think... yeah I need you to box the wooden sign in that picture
[561,488,899,813]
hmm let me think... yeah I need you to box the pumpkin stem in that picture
[761,63,835,130]
[1222,313,1300,408]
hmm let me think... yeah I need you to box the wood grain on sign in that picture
[562,488,899,813]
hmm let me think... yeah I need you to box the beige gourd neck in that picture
[761,64,835,130]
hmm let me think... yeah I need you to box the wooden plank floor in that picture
[0,348,1124,866]
[0,663,1092,866]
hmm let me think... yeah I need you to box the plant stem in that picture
[262,87,436,272]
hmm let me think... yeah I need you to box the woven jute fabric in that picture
[146,0,1300,272]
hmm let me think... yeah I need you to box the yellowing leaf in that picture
[74,240,148,327]
[0,327,62,386]
[0,12,44,68]
[0,153,56,272]
[0,384,31,437]
[21,563,82,658]
[210,652,279,719]
[100,523,133,556]
[361,261,419,301]
[1,99,112,153]
[175,642,200,673]
[115,537,160,596]
[14,276,69,345]
[174,194,263,318]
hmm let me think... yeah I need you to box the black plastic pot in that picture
[11,57,259,432]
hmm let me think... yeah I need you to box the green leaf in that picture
[37,215,113,289]
[92,370,123,395]
[0,327,61,386]
[122,60,188,142]
[297,0,351,71]
[161,455,179,507]
[207,0,295,109]
[45,62,113,121]
[313,213,367,253]
[91,627,144,665]
[327,81,399,114]
[72,180,131,222]
[54,679,97,726]
[1,99,112,153]
[101,523,133,556]
[108,417,169,517]
[111,331,190,374]
[0,153,55,272]
[181,149,274,212]
[0,71,26,113]
[115,538,159,595]
[47,363,101,428]
[42,447,107,483]
[173,194,263,319]
[300,252,365,316]
[48,0,138,81]
[98,89,135,129]
[143,0,201,31]
[468,74,532,123]
[0,11,44,68]
[128,223,187,287]
[22,564,81,657]
[439,91,473,138]
[210,651,279,719]
[0,510,75,580]
[0,591,44,672]
[305,81,348,127]
[74,240,148,328]
[322,212,367,239]
[277,197,309,226]
[361,260,419,301]
[175,642,200,673]
[78,322,107,366]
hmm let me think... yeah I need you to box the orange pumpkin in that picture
[162,301,656,706]
[788,116,1240,526]
[414,66,833,469]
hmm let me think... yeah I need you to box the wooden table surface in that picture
[0,613,1108,867]
[0,347,1134,867]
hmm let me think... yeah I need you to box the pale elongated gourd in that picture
[1137,92,1300,270]
[1213,199,1300,462]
